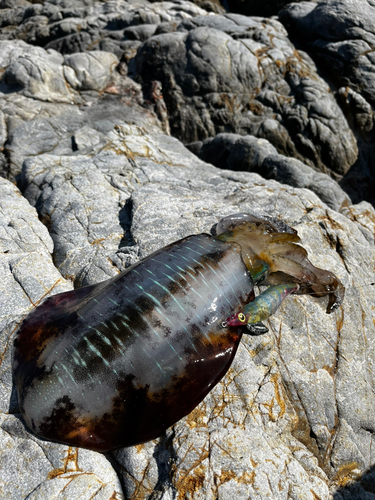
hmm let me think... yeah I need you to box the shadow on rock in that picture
[332,464,375,500]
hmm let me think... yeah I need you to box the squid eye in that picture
[238,313,246,323]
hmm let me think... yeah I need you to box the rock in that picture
[0,0,210,57]
[20,125,220,285]
[63,51,119,91]
[340,201,375,246]
[279,0,375,113]
[279,0,375,206]
[0,178,124,500]
[192,132,352,211]
[0,3,359,181]
[0,414,124,500]
[0,3,374,499]
[0,177,72,414]
[0,40,74,103]
[187,0,225,13]
[2,121,372,499]
[136,13,357,179]
[0,40,160,180]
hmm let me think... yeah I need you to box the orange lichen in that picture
[185,404,208,429]
[270,373,286,420]
[331,462,361,488]
[47,447,81,479]
[176,463,208,500]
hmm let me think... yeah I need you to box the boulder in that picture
[0,3,374,499]
[0,40,160,180]
[136,13,357,178]
[0,0,210,56]
[279,0,375,206]
[224,0,305,17]
[191,132,352,211]
[1,122,375,499]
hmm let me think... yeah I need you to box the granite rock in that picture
[192,132,352,211]
[279,0,375,206]
[279,0,375,115]
[0,40,160,180]
[225,0,305,17]
[0,3,358,182]
[0,123,372,499]
[0,0,210,57]
[136,13,357,179]
[0,413,124,500]
[0,177,72,415]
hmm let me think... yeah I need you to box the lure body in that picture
[226,284,299,327]
[13,234,253,452]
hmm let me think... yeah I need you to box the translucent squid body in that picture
[12,213,345,452]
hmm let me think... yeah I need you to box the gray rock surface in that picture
[0,1,359,183]
[224,0,305,17]
[136,12,357,179]
[280,0,375,116]
[0,1,375,499]
[192,132,352,211]
[0,0,210,56]
[2,122,375,499]
[0,177,72,415]
[0,40,160,180]
[0,413,124,500]
[279,0,375,206]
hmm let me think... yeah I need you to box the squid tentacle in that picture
[215,217,345,313]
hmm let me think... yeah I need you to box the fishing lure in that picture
[224,284,299,331]
[12,213,344,452]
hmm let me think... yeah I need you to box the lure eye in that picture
[238,313,246,323]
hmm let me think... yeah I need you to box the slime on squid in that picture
[12,213,345,452]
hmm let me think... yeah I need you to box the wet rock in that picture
[136,13,357,179]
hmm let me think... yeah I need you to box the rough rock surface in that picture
[0,177,72,415]
[2,124,375,499]
[0,0,375,499]
[136,12,357,179]
[0,0,211,56]
[0,40,161,180]
[224,0,304,17]
[279,0,375,206]
[0,1,359,183]
[191,132,352,211]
